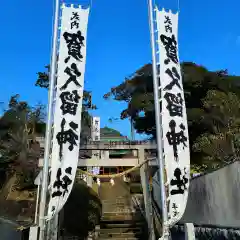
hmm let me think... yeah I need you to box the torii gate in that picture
[37,137,158,235]
[38,138,158,167]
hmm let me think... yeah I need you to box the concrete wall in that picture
[152,161,240,228]
[0,220,21,240]
[180,161,240,228]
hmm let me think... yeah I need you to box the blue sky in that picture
[0,0,240,139]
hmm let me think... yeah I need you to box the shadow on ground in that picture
[61,181,102,239]
[130,208,149,240]
[123,180,149,240]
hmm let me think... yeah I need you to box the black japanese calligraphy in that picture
[166,120,187,162]
[60,63,82,90]
[172,203,179,217]
[51,206,56,216]
[70,12,80,29]
[170,168,188,195]
[52,168,62,198]
[65,167,72,174]
[164,67,181,90]
[160,34,178,64]
[71,12,80,21]
[164,92,183,117]
[52,167,73,198]
[164,16,172,33]
[56,118,79,159]
[60,90,81,115]
[164,16,172,25]
[63,31,84,63]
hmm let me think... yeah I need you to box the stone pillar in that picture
[28,226,38,240]
[47,214,59,240]
[103,150,109,160]
[184,223,195,240]
[133,150,138,157]
[87,167,93,188]
[139,148,155,240]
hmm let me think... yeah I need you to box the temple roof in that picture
[100,127,129,155]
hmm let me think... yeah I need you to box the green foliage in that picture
[104,62,240,168]
[192,90,240,167]
[0,62,97,187]
[0,95,43,188]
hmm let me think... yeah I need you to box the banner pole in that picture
[147,0,169,239]
[38,0,60,239]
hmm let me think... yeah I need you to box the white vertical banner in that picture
[156,8,190,225]
[92,117,100,175]
[47,4,90,219]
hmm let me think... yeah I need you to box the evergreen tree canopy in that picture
[104,62,240,169]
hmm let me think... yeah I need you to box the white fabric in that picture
[156,7,190,226]
[47,4,90,219]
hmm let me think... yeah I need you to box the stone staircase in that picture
[96,178,148,239]
[98,220,144,240]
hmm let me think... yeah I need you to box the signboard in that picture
[91,117,100,175]
[92,117,100,141]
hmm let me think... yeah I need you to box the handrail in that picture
[152,177,161,186]
[150,186,164,240]
[131,195,145,217]
[151,190,162,224]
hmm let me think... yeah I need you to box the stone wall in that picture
[0,219,21,240]
[181,161,240,228]
[152,161,240,228]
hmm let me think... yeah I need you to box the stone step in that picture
[102,214,142,221]
[102,204,133,210]
[102,211,141,216]
[102,202,133,206]
[102,203,134,207]
[98,238,138,240]
[102,200,132,203]
[102,216,134,221]
[102,208,136,214]
[100,220,145,229]
[97,227,142,234]
[102,196,131,201]
[99,231,140,238]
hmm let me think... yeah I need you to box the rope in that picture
[78,158,150,178]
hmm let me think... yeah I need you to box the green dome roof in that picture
[100,127,130,155]
[100,127,123,138]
